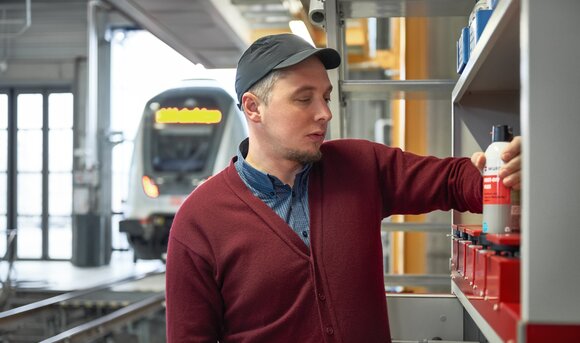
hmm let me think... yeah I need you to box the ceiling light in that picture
[289,20,315,47]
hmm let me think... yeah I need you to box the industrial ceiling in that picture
[0,0,307,74]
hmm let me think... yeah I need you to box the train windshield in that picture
[151,124,215,173]
[145,91,228,176]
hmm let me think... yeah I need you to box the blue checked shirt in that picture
[234,147,312,247]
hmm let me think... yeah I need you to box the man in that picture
[165,34,521,342]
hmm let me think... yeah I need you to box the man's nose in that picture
[315,101,333,122]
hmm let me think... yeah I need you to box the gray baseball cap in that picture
[235,33,341,104]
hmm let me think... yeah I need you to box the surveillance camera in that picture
[309,0,325,27]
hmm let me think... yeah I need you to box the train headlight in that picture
[142,175,160,198]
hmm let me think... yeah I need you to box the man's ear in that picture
[241,92,262,123]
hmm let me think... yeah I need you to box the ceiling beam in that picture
[206,0,252,48]
[103,0,214,66]
[104,0,250,68]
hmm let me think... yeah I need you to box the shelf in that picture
[381,221,450,233]
[341,79,455,100]
[339,0,473,19]
[452,0,520,103]
[451,282,503,343]
[384,274,449,287]
[453,0,580,338]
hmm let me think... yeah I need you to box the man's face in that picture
[258,56,333,165]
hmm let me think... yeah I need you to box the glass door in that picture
[16,93,44,258]
[1,89,73,260]
[47,93,73,259]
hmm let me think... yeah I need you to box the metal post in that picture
[6,88,17,261]
[71,1,112,267]
[323,0,346,139]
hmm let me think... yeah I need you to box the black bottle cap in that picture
[491,125,513,142]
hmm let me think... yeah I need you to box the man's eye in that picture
[297,98,310,103]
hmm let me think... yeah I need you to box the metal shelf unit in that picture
[343,80,455,100]
[452,0,580,342]
[452,283,503,343]
[324,0,473,139]
[452,0,519,101]
[452,0,520,153]
[322,0,580,341]
[338,0,474,19]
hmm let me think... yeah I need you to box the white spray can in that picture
[482,125,513,234]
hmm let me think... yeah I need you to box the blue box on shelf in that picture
[457,26,470,74]
[469,9,493,53]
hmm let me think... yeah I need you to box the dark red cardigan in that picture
[166,139,482,343]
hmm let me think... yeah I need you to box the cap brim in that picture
[274,48,341,70]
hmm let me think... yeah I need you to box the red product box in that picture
[457,240,471,276]
[473,249,495,297]
[486,233,521,246]
[452,237,459,271]
[465,227,483,238]
[465,244,483,284]
[485,255,520,304]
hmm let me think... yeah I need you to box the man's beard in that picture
[285,148,322,164]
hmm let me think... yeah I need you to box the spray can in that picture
[482,125,513,234]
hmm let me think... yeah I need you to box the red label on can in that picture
[482,175,511,205]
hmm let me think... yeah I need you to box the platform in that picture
[0,252,165,292]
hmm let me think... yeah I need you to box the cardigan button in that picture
[325,326,334,335]
[318,292,326,301]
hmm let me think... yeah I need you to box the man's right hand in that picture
[471,136,522,190]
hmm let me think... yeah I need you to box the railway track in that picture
[0,268,166,343]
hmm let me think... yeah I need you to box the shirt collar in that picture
[235,138,312,195]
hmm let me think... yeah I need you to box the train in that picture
[120,79,247,260]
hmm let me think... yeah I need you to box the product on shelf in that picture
[482,125,513,234]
